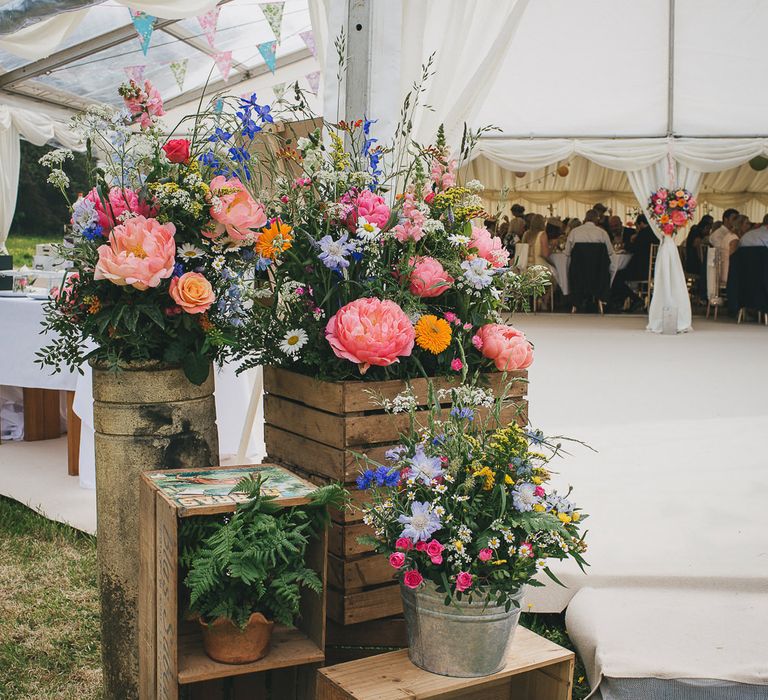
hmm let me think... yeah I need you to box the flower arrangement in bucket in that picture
[36,80,277,384]
[648,187,697,236]
[356,382,588,677]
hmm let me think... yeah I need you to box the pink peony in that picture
[389,552,406,569]
[450,358,463,372]
[408,256,453,297]
[207,175,267,245]
[354,189,390,229]
[475,323,534,371]
[478,548,493,562]
[403,569,424,589]
[94,216,175,290]
[325,298,415,374]
[169,272,215,314]
[83,187,153,232]
[470,226,510,268]
[395,537,414,551]
[455,571,473,592]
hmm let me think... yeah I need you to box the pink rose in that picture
[395,537,414,551]
[94,216,175,290]
[475,323,534,371]
[670,210,687,227]
[83,187,153,232]
[662,223,675,236]
[407,256,453,297]
[389,552,406,569]
[325,298,415,374]
[450,358,463,372]
[415,541,428,552]
[478,548,493,562]
[455,571,473,592]
[169,272,216,314]
[162,138,190,164]
[425,539,444,564]
[207,175,267,245]
[402,569,424,589]
[470,226,510,268]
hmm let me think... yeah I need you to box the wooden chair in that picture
[705,246,723,319]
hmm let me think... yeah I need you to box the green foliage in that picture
[182,475,345,629]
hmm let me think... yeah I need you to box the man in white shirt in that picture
[709,208,738,248]
[565,209,616,264]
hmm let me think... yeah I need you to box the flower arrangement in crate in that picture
[356,381,588,676]
[37,81,277,383]
[648,187,697,236]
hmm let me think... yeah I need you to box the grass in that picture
[0,496,102,700]
[5,232,63,268]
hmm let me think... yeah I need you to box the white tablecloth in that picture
[73,363,264,490]
[549,251,632,296]
[0,296,78,390]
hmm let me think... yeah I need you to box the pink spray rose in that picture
[325,298,415,374]
[471,334,483,350]
[83,187,153,232]
[478,548,494,562]
[395,537,414,551]
[415,541,428,552]
[94,216,175,290]
[450,358,463,372]
[470,226,510,268]
[475,323,534,371]
[455,571,473,592]
[402,569,424,589]
[207,175,267,245]
[534,485,546,498]
[169,272,216,314]
[389,552,406,569]
[408,256,453,297]
[425,539,444,565]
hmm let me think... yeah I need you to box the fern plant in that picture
[183,474,345,629]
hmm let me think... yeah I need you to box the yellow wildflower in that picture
[572,512,581,522]
[472,466,495,491]
[414,314,452,354]
[453,540,464,553]
[532,476,543,485]
[491,559,507,566]
[557,512,572,524]
[504,475,514,485]
[533,504,545,513]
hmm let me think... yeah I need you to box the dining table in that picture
[548,250,633,296]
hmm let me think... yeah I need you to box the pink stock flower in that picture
[325,298,415,374]
[470,226,510,268]
[94,216,175,290]
[450,358,463,372]
[83,187,153,232]
[475,323,534,371]
[402,569,424,589]
[389,552,406,569]
[169,272,216,314]
[393,192,426,242]
[425,540,444,565]
[395,537,414,551]
[407,256,453,297]
[430,157,456,190]
[122,80,165,129]
[207,175,267,245]
[478,548,494,562]
[455,571,473,592]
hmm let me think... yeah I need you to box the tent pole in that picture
[667,0,675,137]
[344,0,374,133]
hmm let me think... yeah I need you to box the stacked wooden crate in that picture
[263,366,528,645]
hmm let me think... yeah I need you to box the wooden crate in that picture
[138,464,328,700]
[264,367,529,630]
[315,626,575,700]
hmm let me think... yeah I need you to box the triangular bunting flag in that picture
[169,59,188,91]
[260,2,285,43]
[213,50,232,82]
[214,98,224,114]
[272,82,286,99]
[197,7,220,48]
[305,70,320,95]
[129,9,155,56]
[257,40,277,73]
[123,65,145,83]
[299,30,316,58]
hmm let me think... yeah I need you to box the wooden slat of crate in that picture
[327,553,394,591]
[327,522,376,558]
[315,626,574,700]
[326,616,407,648]
[326,584,402,626]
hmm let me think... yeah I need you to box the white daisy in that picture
[448,233,471,246]
[177,243,205,260]
[279,328,308,356]
[356,216,381,242]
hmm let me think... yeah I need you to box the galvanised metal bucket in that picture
[401,582,524,677]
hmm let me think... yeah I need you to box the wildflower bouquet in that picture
[357,383,587,608]
[648,187,697,236]
[37,81,277,383]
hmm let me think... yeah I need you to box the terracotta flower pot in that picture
[200,612,274,664]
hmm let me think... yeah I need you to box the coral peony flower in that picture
[425,539,444,565]
[408,256,453,297]
[670,210,687,227]
[475,323,533,371]
[83,186,153,232]
[403,569,424,589]
[470,226,510,268]
[478,548,493,562]
[389,552,406,569]
[325,298,415,374]
[94,216,175,290]
[169,272,215,314]
[395,537,414,551]
[208,175,267,245]
[414,315,452,354]
[162,138,190,164]
[455,571,473,592]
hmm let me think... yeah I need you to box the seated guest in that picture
[610,214,656,312]
[546,217,563,241]
[565,217,582,236]
[607,215,628,245]
[506,217,525,248]
[566,209,615,262]
[685,214,713,274]
[739,217,768,248]
[709,208,738,247]
[716,215,744,285]
[523,214,550,267]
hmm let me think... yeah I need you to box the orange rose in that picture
[169,272,215,314]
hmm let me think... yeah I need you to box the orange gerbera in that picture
[414,314,452,354]
[256,218,293,259]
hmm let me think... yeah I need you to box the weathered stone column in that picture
[92,362,219,700]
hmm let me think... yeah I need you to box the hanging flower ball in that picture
[749,156,768,172]
[514,171,526,178]
[556,164,570,177]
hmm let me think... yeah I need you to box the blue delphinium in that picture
[208,126,232,144]
[450,407,474,421]
[385,446,406,463]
